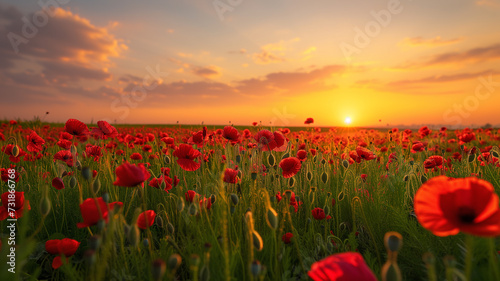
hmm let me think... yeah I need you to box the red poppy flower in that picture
[223,168,240,184]
[282,232,293,244]
[137,210,156,229]
[52,177,65,190]
[1,167,20,183]
[199,197,212,210]
[2,144,26,163]
[304,118,314,124]
[279,157,301,178]
[45,238,80,269]
[459,132,475,144]
[76,197,109,228]
[185,190,196,203]
[130,153,143,160]
[149,176,173,192]
[173,144,201,171]
[296,150,307,161]
[252,122,258,126]
[308,252,377,281]
[91,120,118,139]
[312,208,326,220]
[418,126,431,138]
[54,150,74,167]
[414,176,500,237]
[64,119,89,137]
[411,142,425,153]
[254,130,286,151]
[26,130,45,153]
[355,146,376,161]
[113,162,151,187]
[222,126,240,144]
[0,191,30,220]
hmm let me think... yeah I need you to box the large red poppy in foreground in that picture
[308,252,377,281]
[414,176,500,237]
[113,162,151,187]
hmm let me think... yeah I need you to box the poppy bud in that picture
[384,232,402,252]
[230,194,239,205]
[267,154,276,166]
[288,177,295,187]
[163,155,170,165]
[266,208,278,230]
[420,175,427,184]
[39,196,51,216]
[156,216,164,229]
[152,259,166,281]
[210,194,216,204]
[102,192,110,203]
[177,198,185,212]
[321,159,326,165]
[92,178,101,194]
[342,159,349,168]
[82,166,92,181]
[190,254,200,267]
[306,171,313,181]
[84,249,96,267]
[491,151,499,158]
[403,175,408,182]
[251,260,262,277]
[252,230,263,251]
[313,155,317,163]
[321,171,328,184]
[75,160,82,170]
[468,154,475,162]
[188,203,198,216]
[70,144,77,155]
[167,222,175,234]
[235,155,241,163]
[128,225,140,247]
[281,152,290,160]
[69,176,77,188]
[88,235,101,250]
[199,265,210,281]
[167,254,182,271]
[12,145,19,157]
[338,190,345,201]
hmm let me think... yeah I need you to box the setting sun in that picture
[344,117,352,125]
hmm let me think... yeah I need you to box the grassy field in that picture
[0,119,499,281]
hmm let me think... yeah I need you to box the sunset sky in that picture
[1,0,499,127]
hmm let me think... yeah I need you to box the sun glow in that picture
[344,117,352,125]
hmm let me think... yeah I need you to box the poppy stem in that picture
[488,238,500,281]
[464,234,474,281]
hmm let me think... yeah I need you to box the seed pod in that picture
[321,171,328,184]
[128,225,140,247]
[199,264,210,281]
[281,152,290,160]
[167,254,182,271]
[12,145,19,157]
[230,194,239,205]
[39,196,51,216]
[468,154,475,163]
[403,175,408,182]
[288,177,295,187]
[251,260,262,277]
[266,208,278,230]
[92,178,101,194]
[152,259,166,281]
[384,232,403,252]
[163,155,171,164]
[306,171,313,181]
[267,154,276,166]
[342,159,349,168]
[210,194,216,204]
[177,198,185,212]
[69,176,77,188]
[70,144,78,155]
[189,203,198,216]
[167,222,175,234]
[156,216,164,229]
[82,166,92,181]
[252,231,263,251]
[235,155,241,163]
[420,175,427,184]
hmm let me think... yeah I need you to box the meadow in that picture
[0,118,499,281]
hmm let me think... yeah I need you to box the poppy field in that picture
[0,118,499,281]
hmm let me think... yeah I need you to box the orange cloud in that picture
[252,38,300,64]
[396,43,500,69]
[192,65,221,78]
[399,36,462,47]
